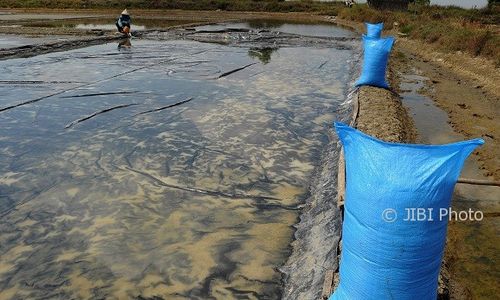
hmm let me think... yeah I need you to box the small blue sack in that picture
[329,122,484,300]
[366,22,384,38]
[355,36,394,89]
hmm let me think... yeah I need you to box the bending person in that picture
[116,9,132,36]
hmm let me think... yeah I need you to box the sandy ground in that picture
[407,55,498,181]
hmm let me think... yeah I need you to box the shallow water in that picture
[195,20,355,38]
[401,72,500,299]
[75,23,146,30]
[0,24,354,299]
[18,18,194,30]
[0,34,78,49]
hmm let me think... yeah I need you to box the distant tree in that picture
[367,0,411,10]
[488,0,499,8]
[412,0,430,5]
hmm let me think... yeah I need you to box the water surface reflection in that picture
[0,27,354,299]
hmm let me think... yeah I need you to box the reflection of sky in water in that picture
[0,36,353,299]
[196,21,355,38]
[0,34,70,49]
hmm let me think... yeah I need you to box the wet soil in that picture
[407,54,499,181]
[326,15,499,181]
[397,68,500,300]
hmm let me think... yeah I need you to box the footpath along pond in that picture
[0,22,356,299]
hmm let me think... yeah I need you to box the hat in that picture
[121,9,129,15]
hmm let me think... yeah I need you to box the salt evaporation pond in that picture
[0,23,355,299]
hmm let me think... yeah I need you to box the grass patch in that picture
[0,0,342,13]
[338,4,499,64]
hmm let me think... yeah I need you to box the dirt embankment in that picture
[395,48,499,181]
[326,16,417,143]
[328,16,499,181]
[331,16,499,300]
[0,35,121,60]
[326,17,483,300]
[341,73,464,300]
[356,87,416,142]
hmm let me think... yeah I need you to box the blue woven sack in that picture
[329,122,483,300]
[366,22,383,38]
[355,36,394,89]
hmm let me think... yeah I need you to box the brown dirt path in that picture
[400,52,499,181]
[327,16,499,181]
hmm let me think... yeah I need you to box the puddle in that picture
[400,72,500,299]
[400,74,464,144]
[0,23,355,299]
[16,18,356,35]
[194,20,355,38]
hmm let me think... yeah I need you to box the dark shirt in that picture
[116,14,132,32]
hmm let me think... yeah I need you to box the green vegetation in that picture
[0,0,341,13]
[339,4,499,64]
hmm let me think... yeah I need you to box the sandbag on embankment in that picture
[365,22,383,39]
[355,36,394,89]
[329,122,483,300]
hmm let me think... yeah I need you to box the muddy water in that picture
[0,25,354,299]
[401,73,500,299]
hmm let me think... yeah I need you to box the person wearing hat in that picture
[116,9,132,36]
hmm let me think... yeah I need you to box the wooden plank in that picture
[321,269,335,300]
[457,178,500,187]
[349,90,359,127]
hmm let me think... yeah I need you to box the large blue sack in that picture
[366,22,384,38]
[329,122,483,300]
[355,36,394,89]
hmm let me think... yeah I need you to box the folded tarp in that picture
[329,122,483,300]
[366,22,384,39]
[355,36,394,89]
